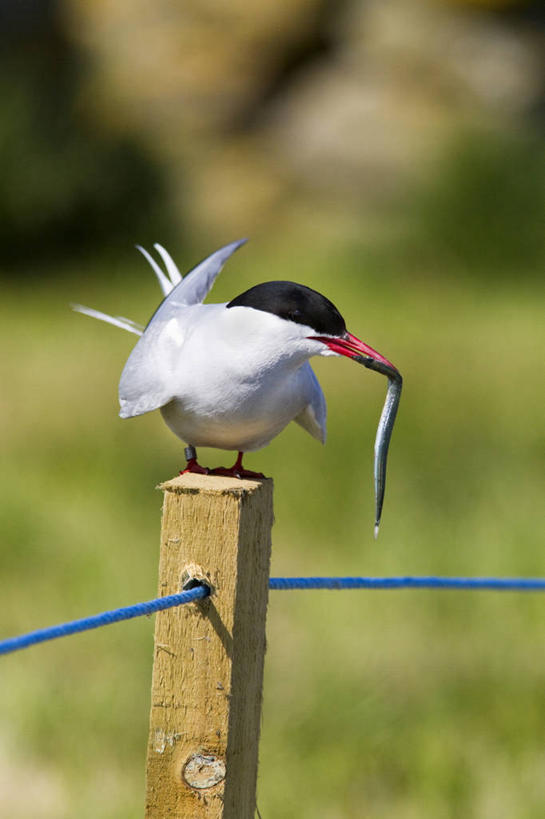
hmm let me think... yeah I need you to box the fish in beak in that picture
[311,331,403,538]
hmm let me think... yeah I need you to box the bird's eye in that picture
[288,308,303,321]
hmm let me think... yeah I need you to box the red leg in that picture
[210,452,265,479]
[180,445,209,475]
[180,458,209,475]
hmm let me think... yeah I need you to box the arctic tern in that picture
[73,239,402,535]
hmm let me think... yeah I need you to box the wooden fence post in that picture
[145,473,274,818]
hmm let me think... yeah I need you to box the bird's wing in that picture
[175,238,248,306]
[294,363,327,444]
[118,303,225,419]
[136,239,246,302]
[73,239,246,337]
[74,240,247,418]
[146,238,248,327]
[117,240,247,419]
[71,304,144,336]
[118,316,186,418]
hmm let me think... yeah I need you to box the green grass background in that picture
[1,232,545,817]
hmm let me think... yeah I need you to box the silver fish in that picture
[356,356,403,537]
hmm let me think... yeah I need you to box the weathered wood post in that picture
[145,473,274,818]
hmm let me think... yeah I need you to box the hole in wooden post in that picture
[181,565,214,598]
[182,569,213,616]
[183,577,209,592]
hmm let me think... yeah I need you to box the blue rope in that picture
[0,585,209,656]
[268,576,545,591]
[2,576,545,657]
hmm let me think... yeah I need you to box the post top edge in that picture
[158,473,273,496]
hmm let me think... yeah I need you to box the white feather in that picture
[71,304,143,336]
[130,238,248,340]
[154,243,182,286]
[168,238,247,308]
[135,244,172,296]
[294,364,327,443]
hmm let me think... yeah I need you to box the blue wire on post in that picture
[0,585,209,656]
[2,576,545,657]
[268,576,545,591]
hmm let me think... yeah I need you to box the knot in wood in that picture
[182,753,226,790]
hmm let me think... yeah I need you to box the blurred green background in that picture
[1,0,545,816]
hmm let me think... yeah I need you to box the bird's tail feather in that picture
[135,243,182,296]
[71,304,144,336]
[71,242,183,336]
[72,240,245,335]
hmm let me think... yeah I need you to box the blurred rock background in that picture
[2,0,544,266]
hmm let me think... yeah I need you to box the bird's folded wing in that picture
[294,364,327,444]
[118,240,247,418]
[118,321,181,418]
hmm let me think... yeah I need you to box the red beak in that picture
[310,331,398,373]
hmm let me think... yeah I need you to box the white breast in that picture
[158,306,322,451]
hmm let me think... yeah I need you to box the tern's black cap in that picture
[227,280,346,337]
